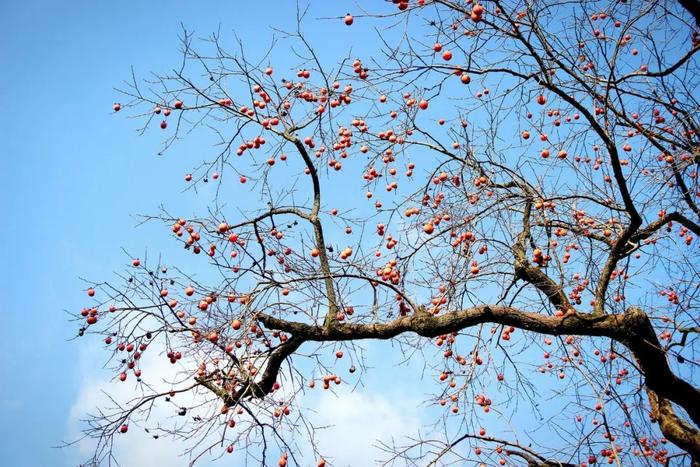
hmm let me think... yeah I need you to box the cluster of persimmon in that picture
[500,325,516,341]
[156,100,182,129]
[614,367,630,384]
[166,349,183,365]
[350,58,368,79]
[376,259,401,284]
[659,288,680,305]
[235,134,268,158]
[431,171,460,186]
[383,232,398,250]
[338,247,353,260]
[556,239,574,263]
[573,435,671,466]
[531,247,549,266]
[473,445,512,466]
[386,0,423,12]
[212,77,368,166]
[608,267,629,285]
[634,436,672,464]
[474,394,493,412]
[422,212,456,236]
[568,275,590,305]
[554,228,568,240]
[335,305,354,322]
[376,128,406,145]
[332,126,355,157]
[571,209,605,236]
[592,348,619,364]
[297,83,352,116]
[545,344,628,385]
[438,391,462,415]
[435,332,476,368]
[80,305,99,325]
[308,374,341,390]
[404,206,421,218]
[468,2,485,22]
[429,288,449,315]
[432,41,453,62]
[676,225,694,245]
[451,230,477,250]
[102,330,150,382]
[397,298,412,316]
[272,405,291,419]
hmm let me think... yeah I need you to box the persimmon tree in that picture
[75,0,700,465]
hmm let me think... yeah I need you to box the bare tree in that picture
[75,1,700,465]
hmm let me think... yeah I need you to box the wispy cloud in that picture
[307,387,423,466]
[67,343,424,466]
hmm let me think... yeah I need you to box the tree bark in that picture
[678,0,700,27]
[256,305,700,461]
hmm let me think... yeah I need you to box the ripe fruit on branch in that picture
[340,247,353,259]
[471,3,484,21]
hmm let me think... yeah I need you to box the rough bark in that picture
[255,305,700,460]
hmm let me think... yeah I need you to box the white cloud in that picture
[67,340,425,467]
[66,341,223,466]
[305,387,423,466]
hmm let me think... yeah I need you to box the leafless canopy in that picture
[74,0,700,466]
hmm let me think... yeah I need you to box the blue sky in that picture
[4,1,695,466]
[0,2,431,465]
[0,1,275,465]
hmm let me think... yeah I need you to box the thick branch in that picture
[512,198,572,311]
[678,0,700,27]
[257,305,700,451]
[284,134,339,324]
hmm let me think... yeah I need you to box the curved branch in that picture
[256,305,700,459]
